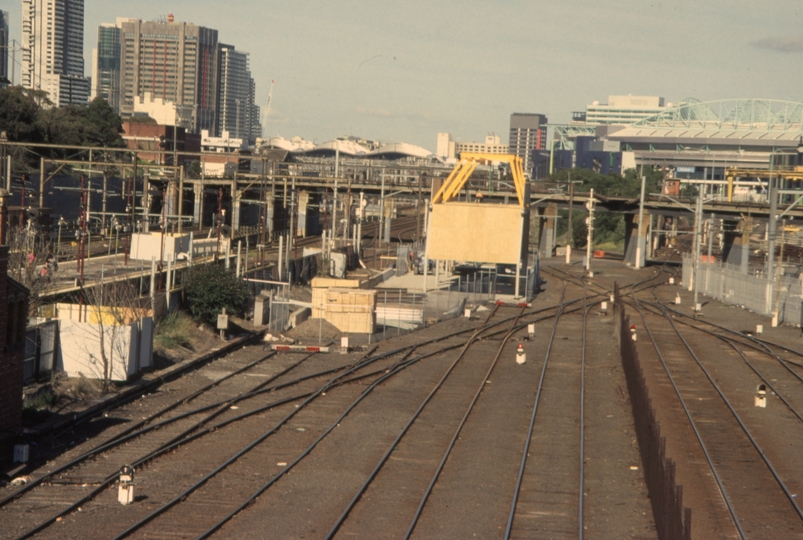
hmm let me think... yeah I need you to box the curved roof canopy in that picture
[260,136,315,152]
[305,139,370,156]
[367,142,433,160]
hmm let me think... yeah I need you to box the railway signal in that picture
[516,342,526,365]
[118,465,135,505]
[755,384,767,408]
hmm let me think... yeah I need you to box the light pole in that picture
[57,217,66,258]
[114,219,121,256]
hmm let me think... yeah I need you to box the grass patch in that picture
[155,311,195,351]
[594,240,624,253]
[22,391,58,425]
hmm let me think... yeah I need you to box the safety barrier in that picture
[615,283,691,540]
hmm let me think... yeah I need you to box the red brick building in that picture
[121,121,201,167]
[0,239,30,463]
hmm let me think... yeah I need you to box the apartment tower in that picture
[21,0,90,105]
[217,44,260,143]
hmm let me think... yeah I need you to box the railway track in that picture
[629,297,803,539]
[2,261,680,539]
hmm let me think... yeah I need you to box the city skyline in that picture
[3,0,803,149]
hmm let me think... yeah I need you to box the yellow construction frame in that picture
[432,153,526,208]
[726,166,803,202]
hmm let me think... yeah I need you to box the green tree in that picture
[548,167,665,249]
[185,263,250,325]
[0,86,46,142]
[85,97,125,147]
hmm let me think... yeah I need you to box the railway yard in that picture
[3,256,803,539]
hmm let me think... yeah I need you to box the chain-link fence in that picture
[243,278,292,334]
[682,255,803,325]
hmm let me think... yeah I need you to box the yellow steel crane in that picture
[432,153,526,208]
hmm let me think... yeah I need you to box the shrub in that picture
[185,263,249,325]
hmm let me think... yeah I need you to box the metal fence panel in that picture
[683,256,802,325]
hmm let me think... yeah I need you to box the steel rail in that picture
[719,337,803,424]
[400,307,529,539]
[195,305,581,540]
[199,336,485,540]
[9,348,332,540]
[13,296,591,539]
[633,299,803,427]
[504,286,568,539]
[106,344,422,540]
[647,296,803,370]
[632,299,747,539]
[659,306,803,523]
[113,307,541,540]
[578,287,588,539]
[638,296,803,377]
[16,351,417,540]
[0,349,279,508]
[321,305,510,540]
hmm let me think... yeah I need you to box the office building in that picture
[456,134,508,156]
[94,17,219,133]
[0,11,8,86]
[509,113,548,177]
[217,44,260,143]
[21,0,90,106]
[90,24,122,109]
[573,95,668,125]
[437,133,508,161]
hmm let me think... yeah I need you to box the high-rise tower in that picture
[508,113,548,177]
[0,11,8,86]
[94,17,219,133]
[217,44,260,143]
[21,0,90,105]
[90,23,122,110]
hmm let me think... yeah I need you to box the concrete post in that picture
[231,182,241,232]
[298,190,309,237]
[193,185,203,226]
[537,203,557,258]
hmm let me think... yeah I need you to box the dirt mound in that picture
[287,317,341,342]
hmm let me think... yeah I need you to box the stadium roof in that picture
[367,142,433,160]
[608,99,803,147]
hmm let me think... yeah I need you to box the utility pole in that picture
[692,192,703,312]
[585,189,594,273]
[567,179,574,247]
[636,167,647,269]
[332,147,339,248]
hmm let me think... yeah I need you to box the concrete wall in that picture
[427,202,525,264]
[57,318,153,382]
[130,232,230,262]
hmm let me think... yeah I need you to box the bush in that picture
[185,263,250,325]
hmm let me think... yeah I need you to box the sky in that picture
[4,0,803,151]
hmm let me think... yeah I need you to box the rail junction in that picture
[3,255,803,538]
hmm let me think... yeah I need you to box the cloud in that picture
[753,35,803,52]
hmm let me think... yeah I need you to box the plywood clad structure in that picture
[426,202,526,264]
[311,288,376,334]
